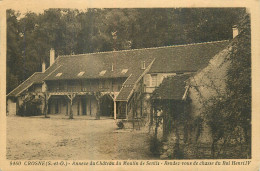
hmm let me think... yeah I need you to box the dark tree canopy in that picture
[6,8,245,93]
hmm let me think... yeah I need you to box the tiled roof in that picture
[44,50,155,81]
[152,74,192,100]
[7,40,229,100]
[116,86,134,101]
[43,49,156,101]
[115,41,228,101]
[149,40,229,73]
[7,72,43,97]
[7,62,62,97]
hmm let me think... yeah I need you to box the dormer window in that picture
[141,61,146,69]
[99,70,106,76]
[55,73,62,77]
[77,71,85,76]
[121,69,128,74]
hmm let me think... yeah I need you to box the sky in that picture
[5,0,92,16]
[11,7,89,15]
[9,7,88,19]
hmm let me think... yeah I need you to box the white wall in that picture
[188,47,231,143]
[144,73,177,93]
[7,98,16,116]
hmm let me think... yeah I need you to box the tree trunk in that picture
[96,98,100,120]
[211,140,216,158]
[44,94,48,118]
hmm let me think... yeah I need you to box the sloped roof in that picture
[7,40,229,100]
[116,66,154,101]
[152,74,192,100]
[43,40,229,81]
[149,40,229,73]
[7,61,62,97]
[7,72,43,97]
[116,86,134,101]
[44,50,155,81]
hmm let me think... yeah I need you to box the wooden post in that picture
[96,98,100,119]
[44,93,50,118]
[69,99,73,119]
[66,99,69,116]
[114,100,117,120]
[67,93,76,119]
[149,104,154,133]
[154,106,158,138]
[44,95,48,118]
[95,92,101,120]
[126,102,128,120]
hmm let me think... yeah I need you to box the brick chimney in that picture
[50,48,55,66]
[42,62,46,72]
[232,25,239,38]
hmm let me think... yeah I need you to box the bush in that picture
[149,136,162,156]
[18,99,42,116]
[116,120,124,129]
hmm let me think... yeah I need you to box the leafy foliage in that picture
[148,10,251,159]
[7,8,244,94]
[202,12,251,158]
[18,98,42,116]
[149,135,162,156]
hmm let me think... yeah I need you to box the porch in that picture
[46,93,115,118]
[44,92,129,120]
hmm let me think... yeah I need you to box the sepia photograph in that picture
[5,7,252,161]
[4,7,252,161]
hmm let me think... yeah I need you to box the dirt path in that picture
[7,116,154,160]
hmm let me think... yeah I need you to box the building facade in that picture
[7,40,229,120]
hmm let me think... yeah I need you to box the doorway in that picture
[100,95,114,117]
[82,98,87,115]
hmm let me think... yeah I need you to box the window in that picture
[99,80,106,89]
[55,73,62,77]
[144,75,150,87]
[82,81,89,91]
[151,74,157,87]
[77,71,85,76]
[121,69,128,74]
[99,70,106,76]
[111,63,114,71]
[141,61,146,69]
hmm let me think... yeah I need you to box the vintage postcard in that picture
[0,0,260,170]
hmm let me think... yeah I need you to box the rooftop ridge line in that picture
[7,72,40,97]
[58,40,230,58]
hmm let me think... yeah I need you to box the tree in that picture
[7,9,22,93]
[7,8,246,94]
[198,11,251,158]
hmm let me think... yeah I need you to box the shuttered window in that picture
[151,74,157,87]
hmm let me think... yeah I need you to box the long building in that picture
[6,40,229,119]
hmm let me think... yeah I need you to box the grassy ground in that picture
[6,115,154,160]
